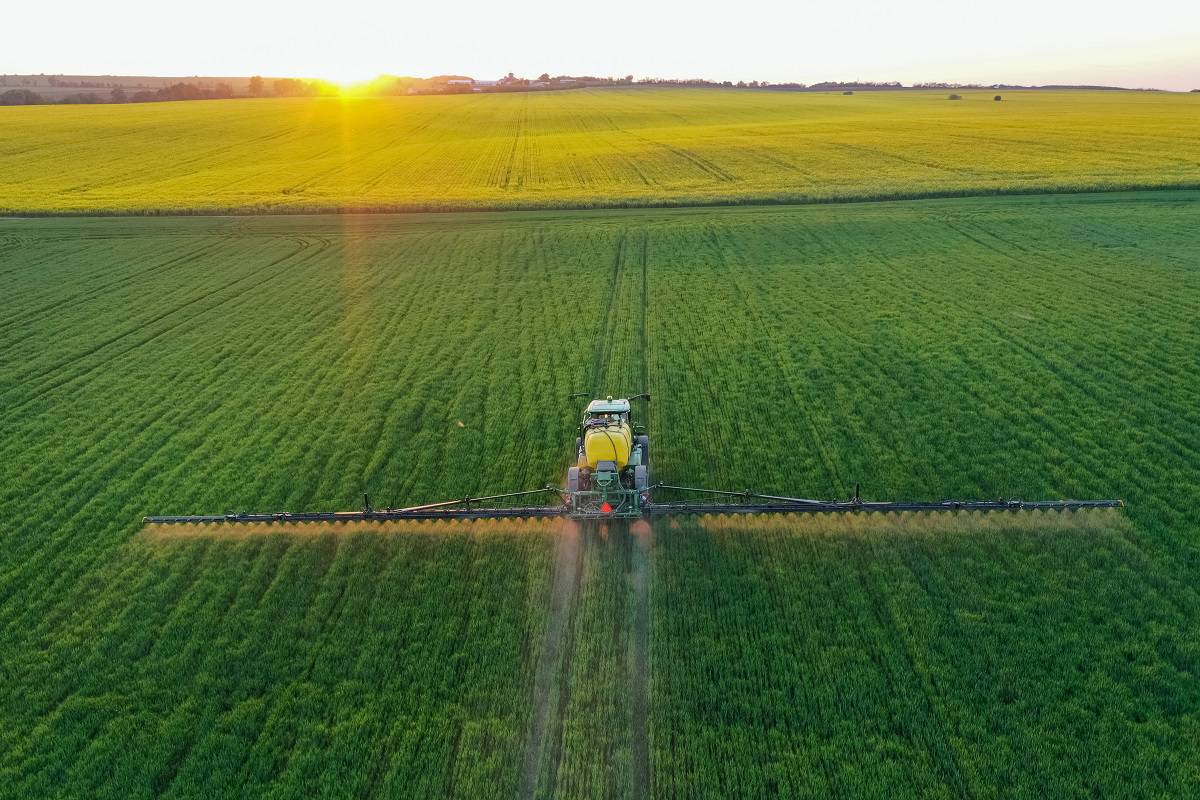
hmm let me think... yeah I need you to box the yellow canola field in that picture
[1,88,1197,213]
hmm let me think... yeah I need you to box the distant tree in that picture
[110,87,127,103]
[213,82,234,99]
[994,94,1002,101]
[249,75,264,96]
[0,89,45,105]
[623,74,634,83]
[948,93,962,100]
[538,73,550,82]
[274,78,302,97]
[158,82,204,101]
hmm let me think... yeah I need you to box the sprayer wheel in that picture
[634,465,649,490]
[637,435,650,468]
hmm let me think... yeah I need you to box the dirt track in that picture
[519,521,583,798]
[518,520,654,799]
[628,520,654,800]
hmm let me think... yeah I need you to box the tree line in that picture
[0,77,332,106]
[2,75,1182,107]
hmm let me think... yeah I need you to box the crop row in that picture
[649,513,1199,799]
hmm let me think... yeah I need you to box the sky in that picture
[4,0,1199,91]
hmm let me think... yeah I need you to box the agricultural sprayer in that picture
[144,393,1122,526]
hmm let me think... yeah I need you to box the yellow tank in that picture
[582,421,632,469]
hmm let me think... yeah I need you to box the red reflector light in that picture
[601,502,613,514]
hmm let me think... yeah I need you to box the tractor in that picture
[566,394,650,518]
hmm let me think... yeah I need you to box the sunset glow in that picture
[4,0,1199,90]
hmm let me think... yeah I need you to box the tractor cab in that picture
[583,396,631,426]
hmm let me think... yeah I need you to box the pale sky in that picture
[5,0,1199,91]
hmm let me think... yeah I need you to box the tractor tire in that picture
[567,467,581,494]
[636,435,650,468]
[634,465,649,490]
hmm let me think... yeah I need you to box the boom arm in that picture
[144,482,1122,526]
[644,483,1123,515]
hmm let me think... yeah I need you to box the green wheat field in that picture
[2,90,1199,798]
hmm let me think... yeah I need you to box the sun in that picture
[321,71,381,92]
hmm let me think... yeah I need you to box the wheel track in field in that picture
[638,232,650,395]
[0,305,354,654]
[0,233,37,270]
[499,95,529,190]
[950,213,1200,319]
[701,223,849,495]
[843,542,977,799]
[0,539,221,756]
[277,134,418,197]
[269,234,436,512]
[352,544,441,799]
[0,238,227,337]
[0,303,290,609]
[863,226,1200,592]
[906,220,1200,482]
[597,111,737,184]
[0,242,72,286]
[0,236,330,414]
[152,539,304,799]
[844,215,1180,501]
[4,538,280,791]
[588,231,627,393]
[0,239,341,639]
[508,233,605,799]
[0,234,315,394]
[519,521,583,800]
[627,521,653,800]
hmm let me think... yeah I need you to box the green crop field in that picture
[2,191,1198,798]
[1,88,1198,214]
